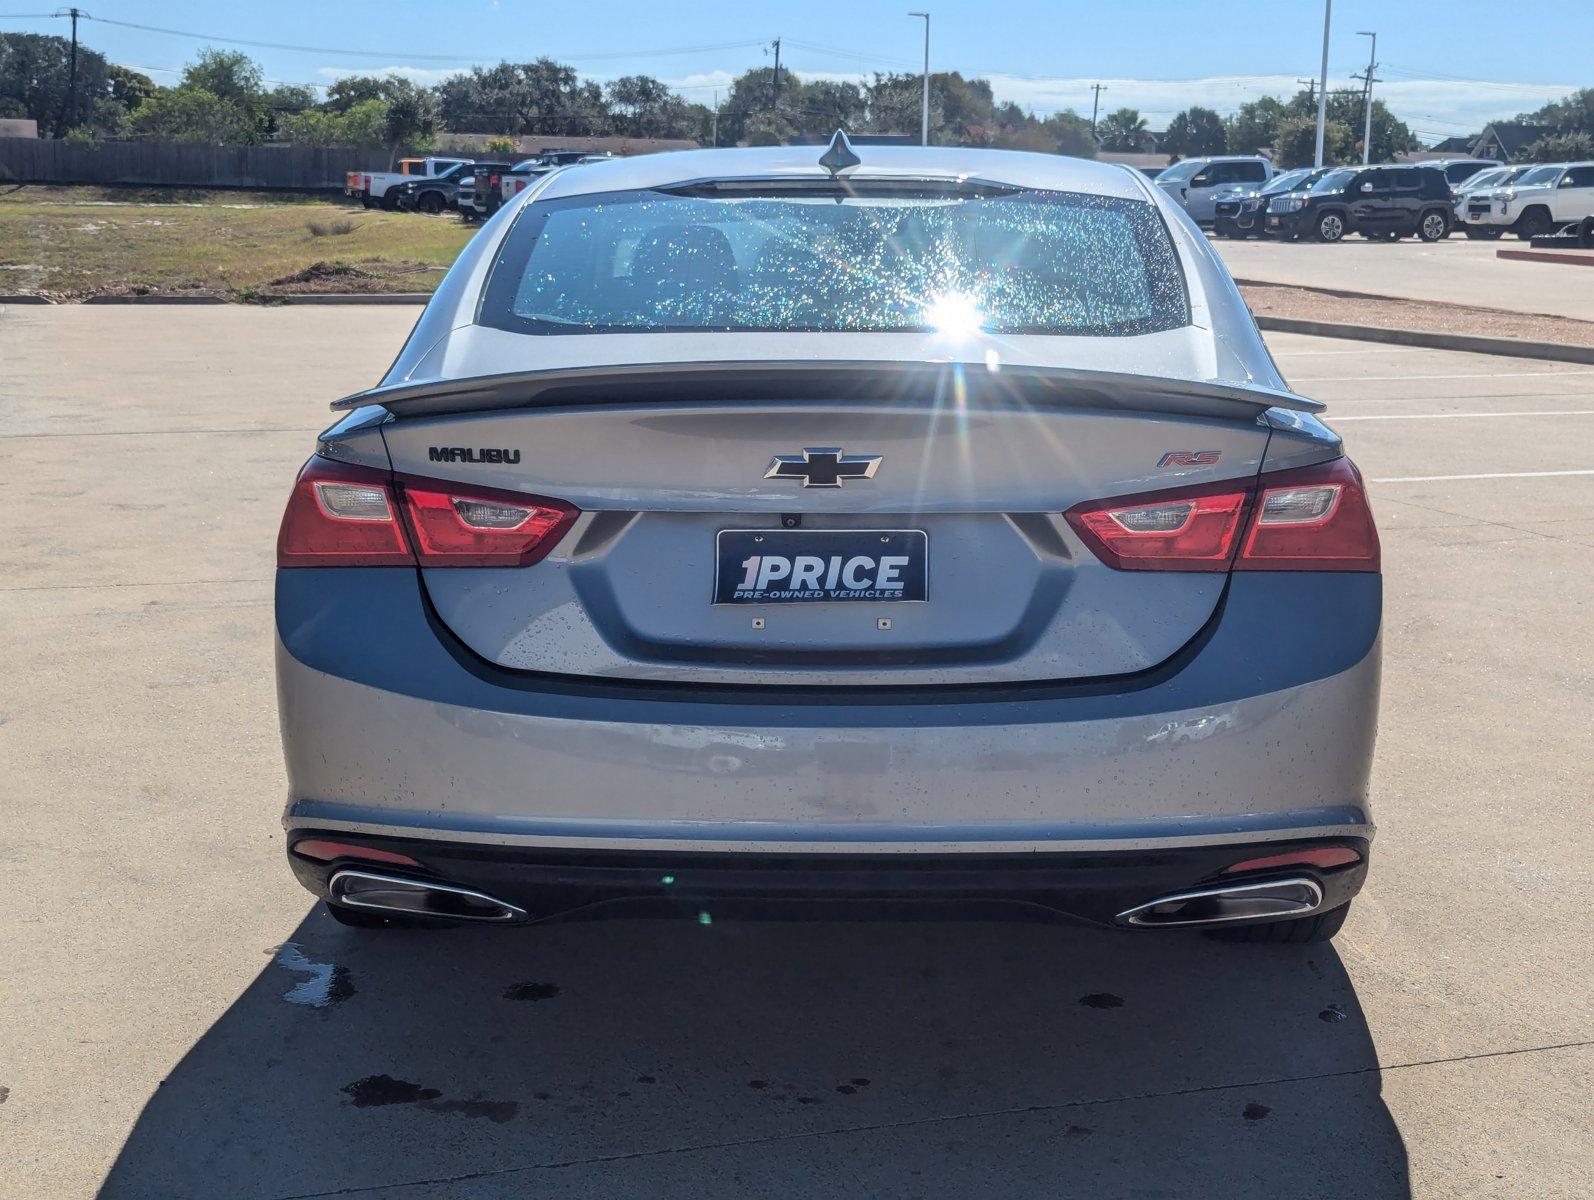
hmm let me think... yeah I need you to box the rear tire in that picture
[1205,902,1350,945]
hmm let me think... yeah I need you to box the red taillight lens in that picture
[292,838,421,867]
[398,478,578,567]
[1223,846,1362,874]
[1064,482,1250,571]
[1237,457,1380,572]
[1065,456,1378,573]
[277,457,578,568]
[277,457,413,567]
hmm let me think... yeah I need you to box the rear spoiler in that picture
[331,361,1324,421]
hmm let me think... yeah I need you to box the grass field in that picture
[0,185,474,299]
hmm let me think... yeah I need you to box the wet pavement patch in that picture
[1077,992,1125,1009]
[1243,1103,1272,1121]
[341,1075,520,1123]
[502,981,560,1002]
[343,1075,440,1108]
[274,942,355,1008]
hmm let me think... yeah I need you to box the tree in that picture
[180,48,264,113]
[1521,131,1594,163]
[380,77,438,164]
[434,59,610,137]
[1274,115,1355,169]
[1162,106,1227,157]
[325,75,389,113]
[1517,88,1594,135]
[106,65,156,114]
[799,79,867,136]
[1040,111,1097,158]
[1096,107,1148,151]
[0,32,120,136]
[276,98,386,148]
[129,87,258,144]
[1226,97,1287,155]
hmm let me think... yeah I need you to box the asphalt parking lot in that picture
[2,305,1590,1199]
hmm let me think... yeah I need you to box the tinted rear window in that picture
[480,186,1189,337]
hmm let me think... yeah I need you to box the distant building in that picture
[788,133,916,145]
[1472,123,1559,161]
[1426,135,1480,154]
[0,118,38,139]
[1097,150,1173,172]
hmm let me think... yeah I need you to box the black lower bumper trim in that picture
[288,832,1370,928]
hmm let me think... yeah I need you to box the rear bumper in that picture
[286,833,1370,928]
[277,568,1381,860]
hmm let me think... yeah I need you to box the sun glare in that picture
[924,292,985,340]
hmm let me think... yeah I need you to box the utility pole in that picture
[1089,83,1107,135]
[770,38,781,113]
[1296,77,1318,106]
[1313,0,1332,167]
[54,6,82,138]
[711,89,719,147]
[907,12,930,146]
[1354,30,1378,164]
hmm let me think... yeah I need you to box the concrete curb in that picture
[1253,315,1594,365]
[263,293,431,305]
[1497,248,1594,268]
[0,294,54,304]
[81,294,229,304]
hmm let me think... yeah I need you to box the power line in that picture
[13,13,767,66]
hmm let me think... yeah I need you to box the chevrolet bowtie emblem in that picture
[764,447,883,488]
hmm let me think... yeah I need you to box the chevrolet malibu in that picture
[276,137,1380,944]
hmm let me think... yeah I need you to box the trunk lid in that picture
[371,364,1288,687]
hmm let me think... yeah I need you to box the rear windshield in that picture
[479,186,1189,337]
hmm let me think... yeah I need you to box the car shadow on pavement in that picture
[98,905,1410,1199]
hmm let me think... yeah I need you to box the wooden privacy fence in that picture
[0,138,396,191]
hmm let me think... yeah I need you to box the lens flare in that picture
[924,292,985,340]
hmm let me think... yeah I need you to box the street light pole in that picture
[1357,30,1377,164]
[1314,0,1332,167]
[908,11,930,146]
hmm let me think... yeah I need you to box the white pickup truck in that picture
[343,156,473,210]
[1460,161,1594,239]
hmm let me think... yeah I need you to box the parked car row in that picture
[343,152,615,219]
[1158,153,1594,244]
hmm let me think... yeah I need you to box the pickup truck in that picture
[1461,161,1594,239]
[344,157,473,210]
[494,152,615,205]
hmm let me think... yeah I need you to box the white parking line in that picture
[1292,370,1594,383]
[1371,470,1594,483]
[1333,410,1594,422]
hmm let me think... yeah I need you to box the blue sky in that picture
[4,0,1585,143]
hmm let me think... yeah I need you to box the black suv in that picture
[1265,165,1455,243]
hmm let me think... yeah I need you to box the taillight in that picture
[276,456,578,568]
[1237,456,1380,572]
[1064,456,1379,573]
[397,476,577,567]
[1064,480,1250,571]
[277,458,412,567]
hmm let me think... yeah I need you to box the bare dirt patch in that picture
[1239,282,1594,349]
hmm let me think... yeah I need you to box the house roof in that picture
[1478,123,1558,156]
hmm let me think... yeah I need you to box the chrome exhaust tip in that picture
[328,869,528,924]
[1115,877,1323,929]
